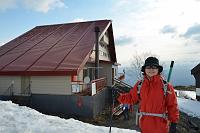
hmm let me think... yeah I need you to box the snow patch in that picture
[176,90,196,100]
[177,98,200,119]
[0,100,139,133]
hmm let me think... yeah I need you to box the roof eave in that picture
[0,70,78,76]
[191,63,200,75]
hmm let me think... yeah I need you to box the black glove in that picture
[112,88,120,98]
[169,123,177,133]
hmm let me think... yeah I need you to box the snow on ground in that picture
[178,97,200,119]
[0,100,139,133]
[176,90,196,100]
[0,91,199,132]
[176,90,200,119]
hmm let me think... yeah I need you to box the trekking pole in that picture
[167,61,174,82]
[109,87,115,133]
[109,86,119,133]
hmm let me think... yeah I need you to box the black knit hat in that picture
[141,57,163,73]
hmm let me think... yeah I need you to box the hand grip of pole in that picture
[170,61,174,68]
[167,61,174,82]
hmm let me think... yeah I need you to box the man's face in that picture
[145,65,159,77]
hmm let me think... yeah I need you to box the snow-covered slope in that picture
[0,90,199,132]
[0,100,139,133]
[178,97,200,118]
[175,90,200,118]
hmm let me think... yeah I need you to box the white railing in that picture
[71,81,91,94]
[71,77,106,96]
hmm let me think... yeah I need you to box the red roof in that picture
[0,20,116,76]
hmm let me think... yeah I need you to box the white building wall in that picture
[0,76,21,95]
[99,42,111,61]
[99,63,112,86]
[78,69,83,81]
[31,76,71,95]
[90,43,111,62]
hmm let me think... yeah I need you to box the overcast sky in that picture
[0,0,199,85]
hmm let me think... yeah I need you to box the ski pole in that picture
[167,61,174,82]
[109,87,115,133]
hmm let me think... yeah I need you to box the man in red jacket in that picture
[117,57,179,133]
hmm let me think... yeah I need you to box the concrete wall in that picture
[0,95,11,101]
[0,86,112,118]
[0,76,21,95]
[31,76,71,95]
[93,86,111,116]
[29,87,111,118]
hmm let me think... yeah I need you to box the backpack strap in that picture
[162,80,168,97]
[137,80,144,99]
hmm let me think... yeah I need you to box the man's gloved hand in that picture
[112,88,120,99]
[169,123,177,133]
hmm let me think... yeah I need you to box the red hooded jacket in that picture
[118,75,179,133]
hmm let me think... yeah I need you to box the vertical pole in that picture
[167,61,174,82]
[11,81,14,96]
[109,88,115,133]
[95,26,100,79]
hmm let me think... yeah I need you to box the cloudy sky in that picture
[0,0,199,85]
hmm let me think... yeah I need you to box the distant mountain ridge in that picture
[118,66,195,87]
